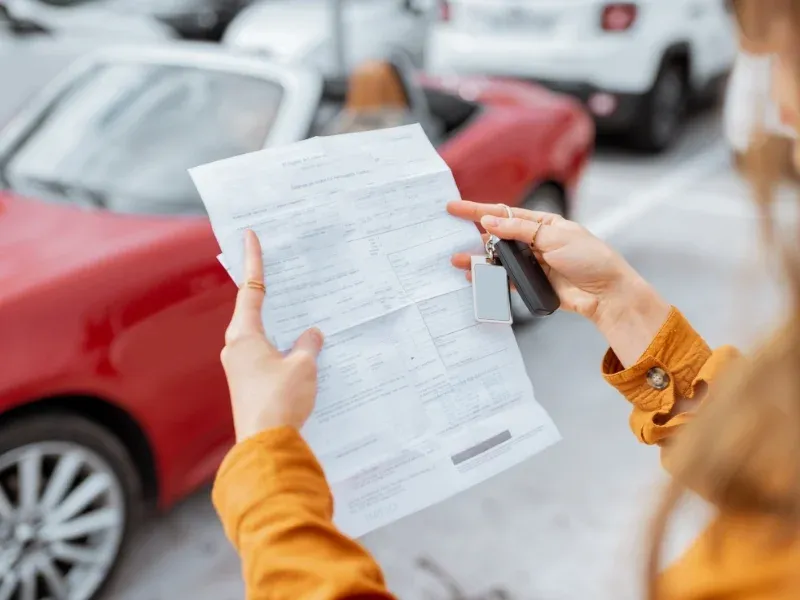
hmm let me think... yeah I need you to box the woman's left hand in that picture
[221,230,325,443]
[447,200,671,366]
[447,200,639,321]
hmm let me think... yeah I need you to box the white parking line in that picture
[585,142,731,239]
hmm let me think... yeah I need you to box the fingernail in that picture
[310,327,325,346]
[481,216,500,227]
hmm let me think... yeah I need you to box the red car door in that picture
[107,221,237,505]
[441,118,532,207]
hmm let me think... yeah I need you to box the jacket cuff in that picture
[602,308,712,442]
[212,427,333,548]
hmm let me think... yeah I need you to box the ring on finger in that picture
[529,221,543,250]
[244,279,266,293]
[497,203,514,219]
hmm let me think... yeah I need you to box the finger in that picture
[447,200,564,226]
[290,327,325,360]
[244,229,264,283]
[226,230,268,344]
[451,233,490,272]
[451,252,473,271]
[479,217,568,253]
[478,216,540,246]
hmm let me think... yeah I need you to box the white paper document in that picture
[190,124,560,537]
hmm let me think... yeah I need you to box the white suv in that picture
[425,0,737,152]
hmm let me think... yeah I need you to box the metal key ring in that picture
[485,204,514,261]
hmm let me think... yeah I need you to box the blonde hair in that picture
[644,5,800,591]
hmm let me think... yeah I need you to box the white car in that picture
[5,0,176,41]
[0,37,100,127]
[4,0,255,40]
[426,0,738,152]
[222,0,434,76]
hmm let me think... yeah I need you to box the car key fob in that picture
[493,238,560,316]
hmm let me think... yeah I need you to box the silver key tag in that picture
[472,244,513,325]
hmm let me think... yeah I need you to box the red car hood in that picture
[0,191,206,300]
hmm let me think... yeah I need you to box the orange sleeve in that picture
[659,513,800,600]
[601,307,742,446]
[602,310,800,598]
[212,427,396,600]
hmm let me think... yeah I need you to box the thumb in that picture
[290,327,325,359]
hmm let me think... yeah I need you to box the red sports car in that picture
[0,43,593,599]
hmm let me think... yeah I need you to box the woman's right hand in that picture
[448,201,671,366]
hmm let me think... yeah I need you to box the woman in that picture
[724,2,797,177]
[213,3,800,598]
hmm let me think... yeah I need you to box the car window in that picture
[4,62,284,216]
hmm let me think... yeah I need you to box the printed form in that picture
[190,124,561,537]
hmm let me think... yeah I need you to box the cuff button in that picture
[646,367,670,390]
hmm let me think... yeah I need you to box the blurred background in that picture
[0,1,790,599]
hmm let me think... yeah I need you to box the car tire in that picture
[513,183,566,321]
[521,182,567,218]
[629,59,688,154]
[0,412,142,600]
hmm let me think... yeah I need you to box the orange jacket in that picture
[212,308,799,599]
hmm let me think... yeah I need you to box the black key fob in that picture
[493,238,560,316]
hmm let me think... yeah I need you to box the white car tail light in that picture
[439,0,451,22]
[601,3,637,31]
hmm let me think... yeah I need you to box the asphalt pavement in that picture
[100,108,788,600]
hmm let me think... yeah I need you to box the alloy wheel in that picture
[0,442,125,600]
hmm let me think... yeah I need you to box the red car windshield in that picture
[4,62,284,215]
